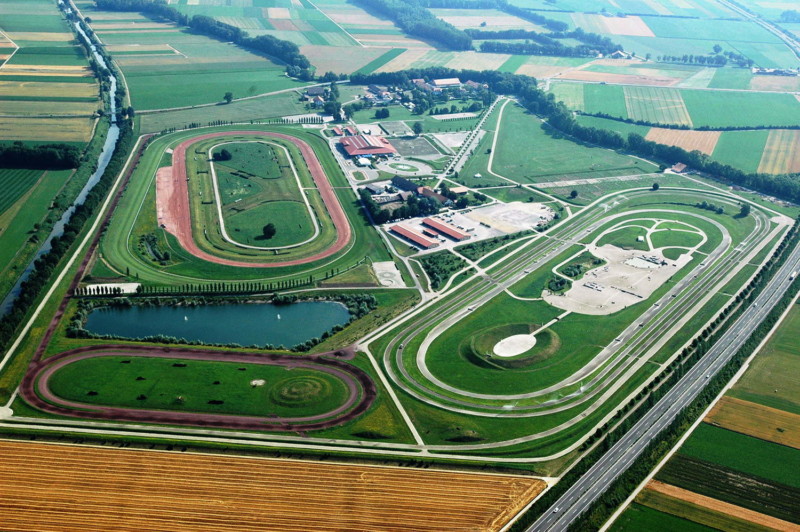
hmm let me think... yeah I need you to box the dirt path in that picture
[163,131,352,268]
[21,344,375,432]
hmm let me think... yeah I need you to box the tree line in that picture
[95,0,311,75]
[351,0,472,50]
[578,111,800,131]
[468,27,621,57]
[0,142,82,170]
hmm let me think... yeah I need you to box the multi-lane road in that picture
[526,230,800,531]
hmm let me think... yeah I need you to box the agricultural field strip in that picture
[530,237,800,529]
[0,441,543,531]
[0,27,19,68]
[368,191,780,444]
[382,198,767,418]
[207,140,321,251]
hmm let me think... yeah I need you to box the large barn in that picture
[339,135,398,157]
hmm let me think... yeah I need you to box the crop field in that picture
[0,441,545,531]
[490,103,657,184]
[612,503,714,532]
[711,130,770,174]
[757,129,800,174]
[645,128,720,155]
[623,87,692,127]
[0,0,100,143]
[81,6,305,110]
[705,396,800,449]
[0,167,43,214]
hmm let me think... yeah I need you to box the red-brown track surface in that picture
[21,345,375,432]
[163,131,352,268]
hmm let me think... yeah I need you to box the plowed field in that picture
[646,128,720,155]
[0,441,545,531]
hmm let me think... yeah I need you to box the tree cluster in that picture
[0,142,82,169]
[352,0,472,50]
[359,188,439,225]
[468,27,621,57]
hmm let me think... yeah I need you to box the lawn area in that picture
[490,104,657,184]
[46,355,351,419]
[681,89,800,128]
[707,68,752,90]
[711,130,769,174]
[597,226,649,250]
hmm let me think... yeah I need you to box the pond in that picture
[84,301,350,347]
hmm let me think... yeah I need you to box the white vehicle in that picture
[553,507,560,513]
[791,271,797,280]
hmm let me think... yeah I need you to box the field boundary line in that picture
[0,135,145,374]
[0,27,20,69]
[304,0,363,47]
[600,288,800,531]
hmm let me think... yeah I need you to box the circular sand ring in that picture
[493,334,537,357]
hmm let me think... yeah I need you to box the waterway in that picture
[0,22,120,316]
[84,301,351,348]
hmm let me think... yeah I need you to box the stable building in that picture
[390,225,440,249]
[339,135,398,158]
[432,78,461,88]
[422,217,470,241]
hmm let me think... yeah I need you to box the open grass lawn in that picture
[650,229,703,249]
[612,503,714,532]
[46,355,351,419]
[597,226,649,250]
[585,83,627,119]
[226,201,315,248]
[728,302,800,415]
[491,104,656,184]
[708,68,753,90]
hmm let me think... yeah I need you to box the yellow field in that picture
[0,100,99,116]
[624,86,693,126]
[0,441,545,531]
[557,69,680,86]
[4,32,74,42]
[758,129,800,174]
[447,50,510,71]
[639,481,798,532]
[432,9,539,30]
[0,80,97,99]
[646,128,720,155]
[705,396,800,449]
[374,48,429,72]
[91,22,172,30]
[0,117,96,142]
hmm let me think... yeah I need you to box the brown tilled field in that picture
[646,128,720,155]
[0,441,545,531]
[705,396,800,450]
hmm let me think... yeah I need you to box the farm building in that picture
[306,86,326,96]
[671,162,687,173]
[392,176,418,192]
[344,126,359,136]
[339,135,398,157]
[312,95,325,108]
[363,183,385,195]
[422,218,470,241]
[390,225,440,249]
[432,78,461,88]
[331,126,343,136]
[450,186,469,195]
[419,187,451,205]
[356,157,372,167]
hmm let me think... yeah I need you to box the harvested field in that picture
[0,441,545,531]
[0,117,95,142]
[572,13,655,36]
[446,51,509,71]
[750,75,800,92]
[641,480,799,532]
[624,87,692,127]
[646,128,720,155]
[432,10,538,30]
[374,48,429,72]
[557,69,680,86]
[0,80,97,98]
[300,45,387,75]
[758,129,800,174]
[4,31,73,42]
[705,396,800,450]
[0,99,98,116]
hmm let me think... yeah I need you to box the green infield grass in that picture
[45,355,352,419]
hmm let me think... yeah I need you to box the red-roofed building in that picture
[390,225,440,249]
[339,135,398,157]
[331,126,343,136]
[344,126,358,136]
[422,217,470,241]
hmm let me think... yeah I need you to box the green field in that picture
[708,68,753,90]
[612,503,714,532]
[47,355,351,418]
[710,130,770,174]
[728,302,800,414]
[0,168,43,214]
[211,142,316,248]
[488,103,657,184]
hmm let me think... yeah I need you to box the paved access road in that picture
[527,235,800,531]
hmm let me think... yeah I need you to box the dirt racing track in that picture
[161,131,352,268]
[21,345,375,432]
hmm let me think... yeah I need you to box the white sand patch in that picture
[432,131,469,148]
[373,261,405,287]
[431,112,476,120]
[493,334,537,357]
[250,379,266,387]
[266,7,291,19]
[544,245,692,315]
[465,202,556,234]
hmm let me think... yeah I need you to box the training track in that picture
[21,344,375,431]
[162,131,352,268]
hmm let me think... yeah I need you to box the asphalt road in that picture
[527,235,800,531]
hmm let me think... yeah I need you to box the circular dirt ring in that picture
[162,131,352,268]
